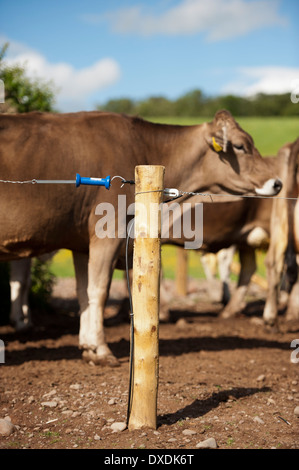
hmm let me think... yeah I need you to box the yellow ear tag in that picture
[212,137,223,152]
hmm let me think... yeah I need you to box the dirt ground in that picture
[0,276,298,452]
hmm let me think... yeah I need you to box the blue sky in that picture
[1,0,298,112]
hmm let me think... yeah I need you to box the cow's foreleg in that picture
[286,201,299,321]
[10,258,32,331]
[78,241,120,366]
[263,194,289,325]
[217,245,235,305]
[285,257,299,321]
[201,252,221,302]
[72,251,89,346]
[201,247,235,304]
[263,232,288,326]
[220,246,256,318]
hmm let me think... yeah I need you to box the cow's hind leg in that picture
[10,258,32,331]
[79,241,121,366]
[201,252,221,302]
[263,236,287,325]
[217,245,236,305]
[220,246,256,318]
[286,261,299,321]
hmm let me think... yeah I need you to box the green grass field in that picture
[49,116,298,281]
[49,246,266,282]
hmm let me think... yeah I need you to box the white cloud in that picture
[223,66,299,96]
[2,38,121,111]
[86,0,287,41]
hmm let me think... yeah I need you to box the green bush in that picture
[29,258,55,310]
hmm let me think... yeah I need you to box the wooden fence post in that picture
[128,165,165,430]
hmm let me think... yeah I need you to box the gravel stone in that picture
[294,406,299,417]
[110,422,127,432]
[196,437,217,449]
[41,401,58,408]
[0,418,15,436]
[253,416,265,424]
[256,374,265,382]
[43,390,57,398]
[182,429,196,436]
[70,384,82,391]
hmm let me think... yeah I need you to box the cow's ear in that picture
[205,126,227,153]
[205,109,234,153]
[211,136,224,153]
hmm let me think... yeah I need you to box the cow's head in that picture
[201,110,282,196]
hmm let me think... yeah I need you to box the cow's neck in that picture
[132,118,206,189]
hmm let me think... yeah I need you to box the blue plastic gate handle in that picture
[75,174,111,189]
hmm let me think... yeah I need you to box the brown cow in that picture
[165,189,273,317]
[165,139,299,324]
[0,110,282,365]
[175,139,298,324]
[263,138,299,325]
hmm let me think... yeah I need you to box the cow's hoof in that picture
[14,321,33,332]
[263,314,279,330]
[219,309,237,319]
[159,307,170,323]
[262,316,276,327]
[264,323,281,335]
[82,350,120,367]
[79,343,92,351]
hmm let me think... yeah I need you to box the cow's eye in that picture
[233,144,245,152]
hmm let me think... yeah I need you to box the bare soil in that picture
[0,277,298,452]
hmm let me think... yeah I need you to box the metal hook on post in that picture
[111,176,135,188]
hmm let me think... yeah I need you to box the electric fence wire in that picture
[0,178,38,184]
[126,219,135,425]
[134,189,298,201]
[0,177,297,200]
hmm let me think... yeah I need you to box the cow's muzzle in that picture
[255,178,283,196]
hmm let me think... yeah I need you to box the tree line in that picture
[98,88,299,117]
